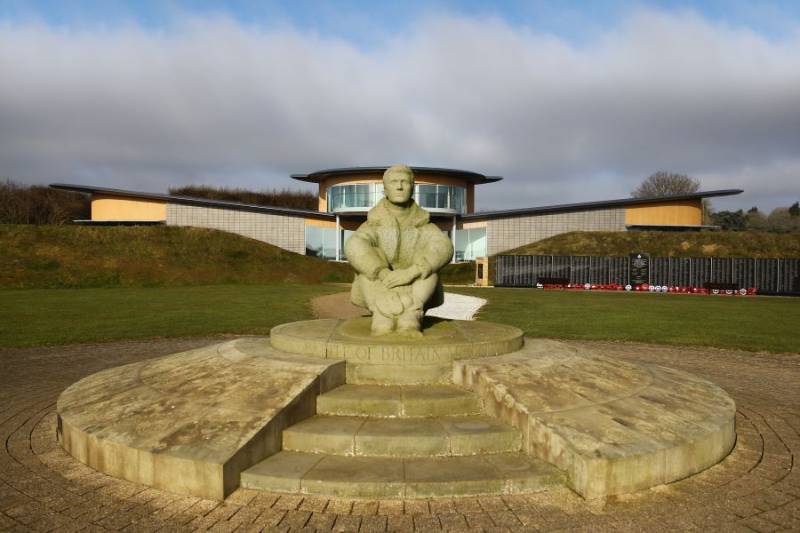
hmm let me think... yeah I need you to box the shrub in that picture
[0,180,90,224]
[169,184,316,210]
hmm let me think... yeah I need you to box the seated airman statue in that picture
[345,164,454,336]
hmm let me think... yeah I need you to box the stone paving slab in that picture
[56,338,346,500]
[0,337,798,531]
[454,339,737,499]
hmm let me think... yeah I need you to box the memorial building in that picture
[51,166,742,261]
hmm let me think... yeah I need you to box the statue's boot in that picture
[370,309,395,336]
[396,305,423,338]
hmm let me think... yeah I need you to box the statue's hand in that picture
[381,266,420,289]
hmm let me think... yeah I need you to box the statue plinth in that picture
[270,317,524,384]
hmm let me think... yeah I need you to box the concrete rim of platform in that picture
[269,317,525,361]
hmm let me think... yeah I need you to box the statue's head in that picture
[382,164,415,206]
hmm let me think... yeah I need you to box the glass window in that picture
[329,183,465,213]
[322,231,336,259]
[305,226,338,259]
[328,183,384,212]
[339,229,354,260]
[305,226,323,257]
[452,187,465,213]
[470,227,487,259]
[328,187,345,211]
[454,229,467,262]
[454,227,487,261]
[416,184,437,209]
[434,185,445,208]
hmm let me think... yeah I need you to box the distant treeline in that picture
[0,180,90,224]
[169,185,317,210]
[711,203,800,233]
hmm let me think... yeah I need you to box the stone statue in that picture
[345,165,454,336]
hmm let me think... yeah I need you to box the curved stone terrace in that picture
[1,334,798,532]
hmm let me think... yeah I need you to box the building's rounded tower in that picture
[291,166,501,216]
[292,166,501,261]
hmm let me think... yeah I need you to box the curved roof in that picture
[461,189,744,220]
[49,183,334,219]
[291,166,502,185]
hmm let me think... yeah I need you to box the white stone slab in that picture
[426,292,487,321]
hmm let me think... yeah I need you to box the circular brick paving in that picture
[1,336,798,531]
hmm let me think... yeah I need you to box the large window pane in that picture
[340,229,354,260]
[349,184,369,207]
[305,226,323,257]
[436,185,448,208]
[452,187,465,213]
[322,227,336,259]
[469,228,487,259]
[454,229,468,262]
[417,184,437,209]
[330,183,465,213]
[453,227,487,261]
[305,225,339,259]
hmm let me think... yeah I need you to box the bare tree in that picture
[631,171,700,198]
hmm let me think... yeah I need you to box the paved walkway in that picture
[1,336,798,532]
[426,293,487,321]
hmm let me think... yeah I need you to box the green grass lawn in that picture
[0,284,342,348]
[2,284,798,353]
[451,287,800,353]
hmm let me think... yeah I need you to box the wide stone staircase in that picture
[240,381,565,499]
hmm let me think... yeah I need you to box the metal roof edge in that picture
[49,183,334,219]
[462,189,743,220]
[290,166,502,185]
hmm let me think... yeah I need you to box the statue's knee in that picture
[412,275,438,298]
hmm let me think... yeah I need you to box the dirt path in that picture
[311,290,367,319]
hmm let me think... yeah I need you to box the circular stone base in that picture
[269,317,524,363]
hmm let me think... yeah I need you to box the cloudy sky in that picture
[1,1,799,212]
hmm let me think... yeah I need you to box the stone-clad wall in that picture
[486,208,625,255]
[166,203,306,254]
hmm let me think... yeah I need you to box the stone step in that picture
[345,361,453,385]
[316,384,482,418]
[241,451,565,499]
[283,415,520,457]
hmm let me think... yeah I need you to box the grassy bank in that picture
[0,284,341,347]
[0,224,352,288]
[440,262,475,284]
[506,230,800,258]
[452,287,800,353]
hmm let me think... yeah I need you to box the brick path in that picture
[1,337,798,531]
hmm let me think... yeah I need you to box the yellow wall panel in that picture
[91,196,166,221]
[461,220,488,229]
[625,200,703,226]
[304,218,337,228]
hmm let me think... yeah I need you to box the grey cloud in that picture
[0,10,798,211]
